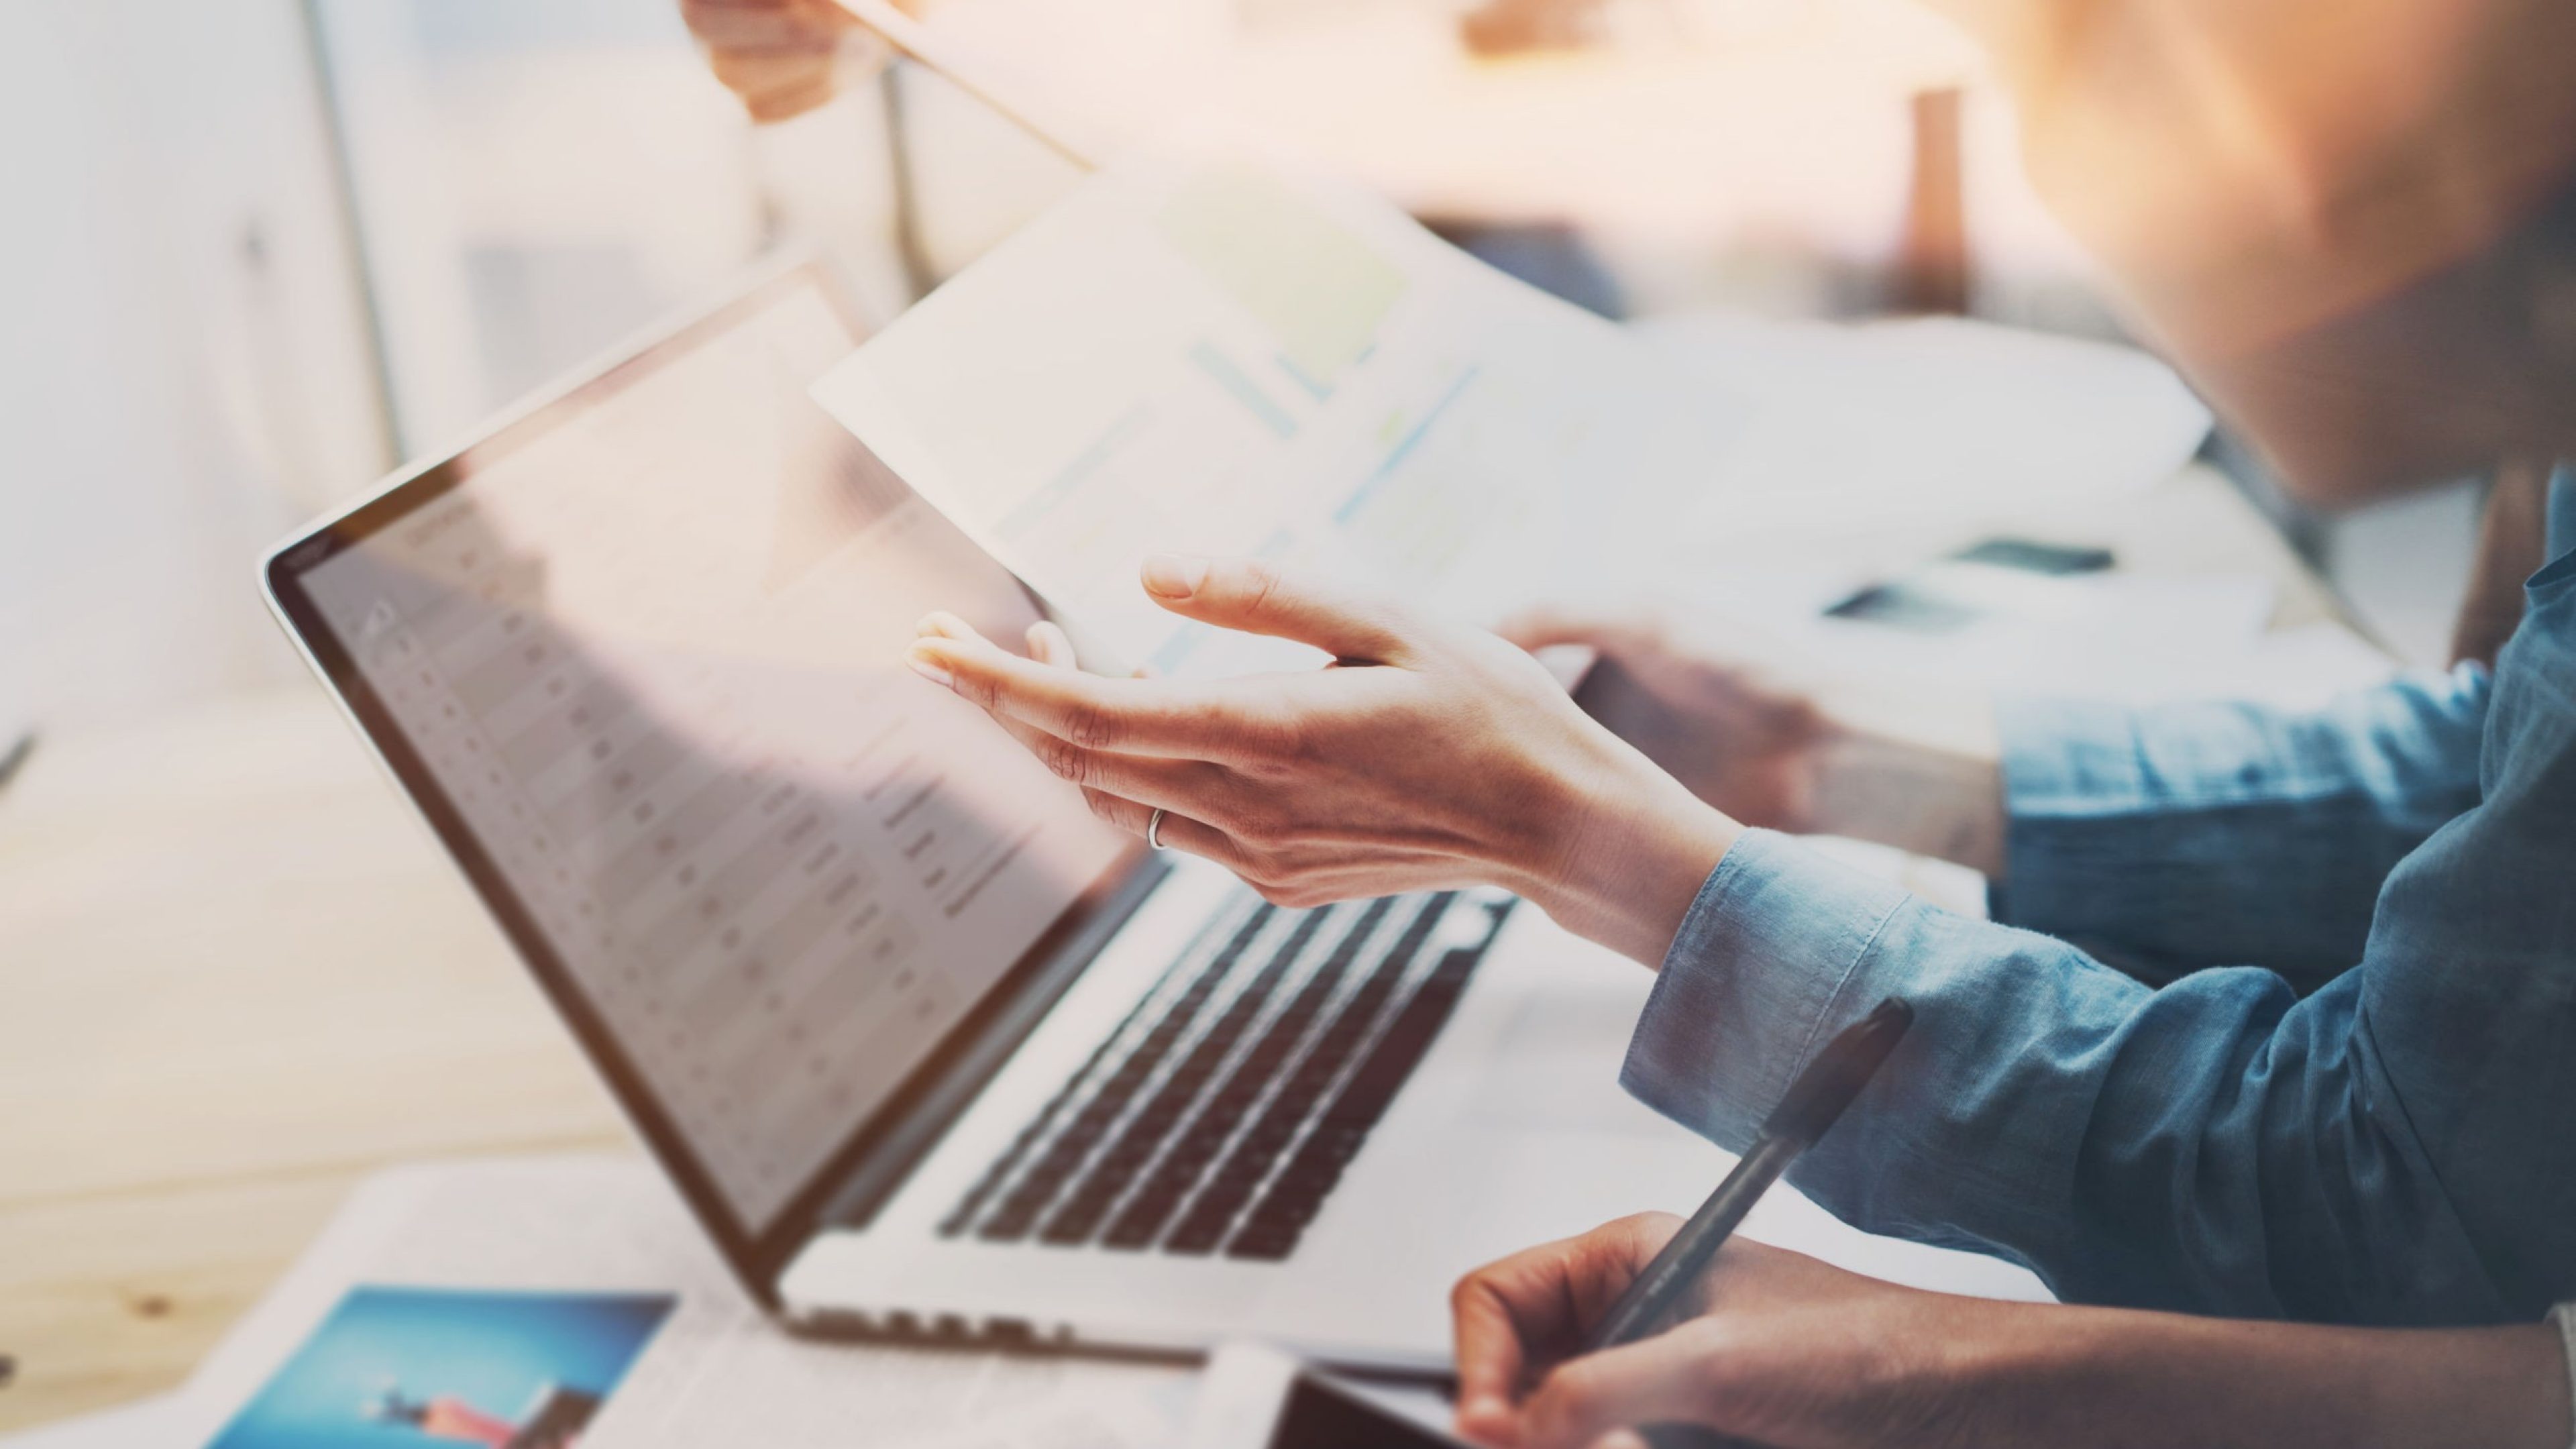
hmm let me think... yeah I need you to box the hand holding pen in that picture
[1454,999,1915,1449]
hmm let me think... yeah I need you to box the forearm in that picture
[1509,729,1742,967]
[1793,667,2487,986]
[1622,829,2533,1322]
[1937,1303,2570,1449]
[1992,677,2485,984]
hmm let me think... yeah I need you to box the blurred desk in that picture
[0,464,2363,1434]
[0,693,626,1432]
[903,0,2083,305]
[1730,461,2357,634]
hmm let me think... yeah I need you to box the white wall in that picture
[0,0,390,734]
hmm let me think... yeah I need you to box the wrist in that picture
[1511,733,1739,966]
[1931,1304,2573,1449]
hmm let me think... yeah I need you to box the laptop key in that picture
[1099,902,1397,1248]
[969,906,1273,1241]
[1221,943,1489,1260]
[1034,908,1334,1246]
[933,906,1259,1237]
[953,889,1508,1264]
[1161,896,1454,1254]
[1224,1226,1300,1261]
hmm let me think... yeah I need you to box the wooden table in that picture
[0,692,627,1431]
[0,464,2358,1434]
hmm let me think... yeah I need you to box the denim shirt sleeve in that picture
[1625,830,2529,1324]
[1624,475,2576,1324]
[1990,669,2487,989]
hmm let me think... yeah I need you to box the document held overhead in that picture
[810,154,1735,678]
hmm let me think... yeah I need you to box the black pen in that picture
[1584,996,1916,1350]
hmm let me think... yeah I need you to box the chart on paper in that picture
[812,155,1739,678]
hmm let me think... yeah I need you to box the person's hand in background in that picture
[681,0,888,123]
[1500,608,1832,835]
[1502,606,2008,876]
[1450,1214,2574,1449]
[904,555,1737,966]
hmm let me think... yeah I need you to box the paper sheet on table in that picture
[1635,558,2397,714]
[1631,313,2214,550]
[811,153,1740,678]
[167,1157,1185,1449]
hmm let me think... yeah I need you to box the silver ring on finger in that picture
[1146,807,1170,851]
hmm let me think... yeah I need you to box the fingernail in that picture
[903,645,953,688]
[1455,1398,1511,1446]
[1140,553,1208,598]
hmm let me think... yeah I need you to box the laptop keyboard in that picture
[935,889,1510,1261]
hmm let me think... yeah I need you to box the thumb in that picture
[1140,554,1415,663]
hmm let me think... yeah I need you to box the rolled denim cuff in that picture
[1620,828,1911,1153]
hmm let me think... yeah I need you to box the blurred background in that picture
[0,0,2480,747]
[0,2,2514,1432]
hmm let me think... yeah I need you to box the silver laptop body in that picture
[260,259,1935,1371]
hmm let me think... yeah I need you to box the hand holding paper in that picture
[905,552,1737,967]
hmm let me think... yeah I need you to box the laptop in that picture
[260,258,1729,1370]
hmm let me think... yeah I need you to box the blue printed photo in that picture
[207,1288,674,1449]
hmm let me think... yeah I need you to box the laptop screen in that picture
[266,266,1134,1247]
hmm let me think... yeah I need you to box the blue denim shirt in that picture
[1624,469,2576,1326]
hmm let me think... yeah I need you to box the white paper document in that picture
[1633,311,2214,547]
[167,1156,1185,1449]
[811,153,1739,678]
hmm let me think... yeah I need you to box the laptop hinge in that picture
[806,856,1173,1239]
